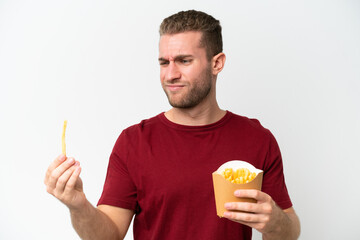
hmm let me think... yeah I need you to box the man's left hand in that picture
[223,189,287,234]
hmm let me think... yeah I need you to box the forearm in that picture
[70,200,121,240]
[262,211,300,240]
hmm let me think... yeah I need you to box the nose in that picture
[165,61,181,82]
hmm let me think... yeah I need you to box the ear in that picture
[211,52,226,75]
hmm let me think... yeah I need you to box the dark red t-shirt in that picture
[98,111,292,240]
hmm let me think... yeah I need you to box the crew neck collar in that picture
[158,110,233,131]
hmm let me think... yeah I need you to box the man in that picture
[45,10,300,240]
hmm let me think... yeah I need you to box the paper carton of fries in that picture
[212,160,263,217]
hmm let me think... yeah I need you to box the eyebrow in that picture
[158,55,193,62]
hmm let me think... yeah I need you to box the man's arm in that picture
[223,189,300,240]
[44,154,134,239]
[71,202,134,240]
[265,207,300,240]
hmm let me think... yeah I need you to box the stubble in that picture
[163,65,213,109]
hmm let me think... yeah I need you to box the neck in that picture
[165,96,226,126]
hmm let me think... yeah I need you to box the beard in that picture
[163,65,213,109]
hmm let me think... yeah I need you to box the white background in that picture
[1,0,359,239]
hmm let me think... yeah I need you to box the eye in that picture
[159,61,169,66]
[180,59,192,64]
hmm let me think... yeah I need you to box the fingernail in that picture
[234,190,241,196]
[75,166,81,173]
[67,158,75,164]
[223,212,230,218]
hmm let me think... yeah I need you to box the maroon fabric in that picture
[98,111,292,240]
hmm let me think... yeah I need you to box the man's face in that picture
[158,31,213,109]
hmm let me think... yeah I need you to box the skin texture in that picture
[159,31,226,126]
[44,31,300,240]
[223,190,300,240]
[159,33,213,109]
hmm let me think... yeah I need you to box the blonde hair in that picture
[159,10,223,60]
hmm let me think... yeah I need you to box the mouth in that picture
[166,84,185,92]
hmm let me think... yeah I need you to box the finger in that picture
[223,212,266,231]
[223,211,270,233]
[45,154,67,183]
[223,210,263,223]
[55,162,79,193]
[47,157,76,190]
[64,165,82,193]
[234,189,270,202]
[225,201,261,214]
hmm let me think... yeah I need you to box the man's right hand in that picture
[44,154,86,210]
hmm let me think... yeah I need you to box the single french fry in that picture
[62,120,67,156]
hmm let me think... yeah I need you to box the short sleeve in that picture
[261,132,293,210]
[97,130,138,210]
